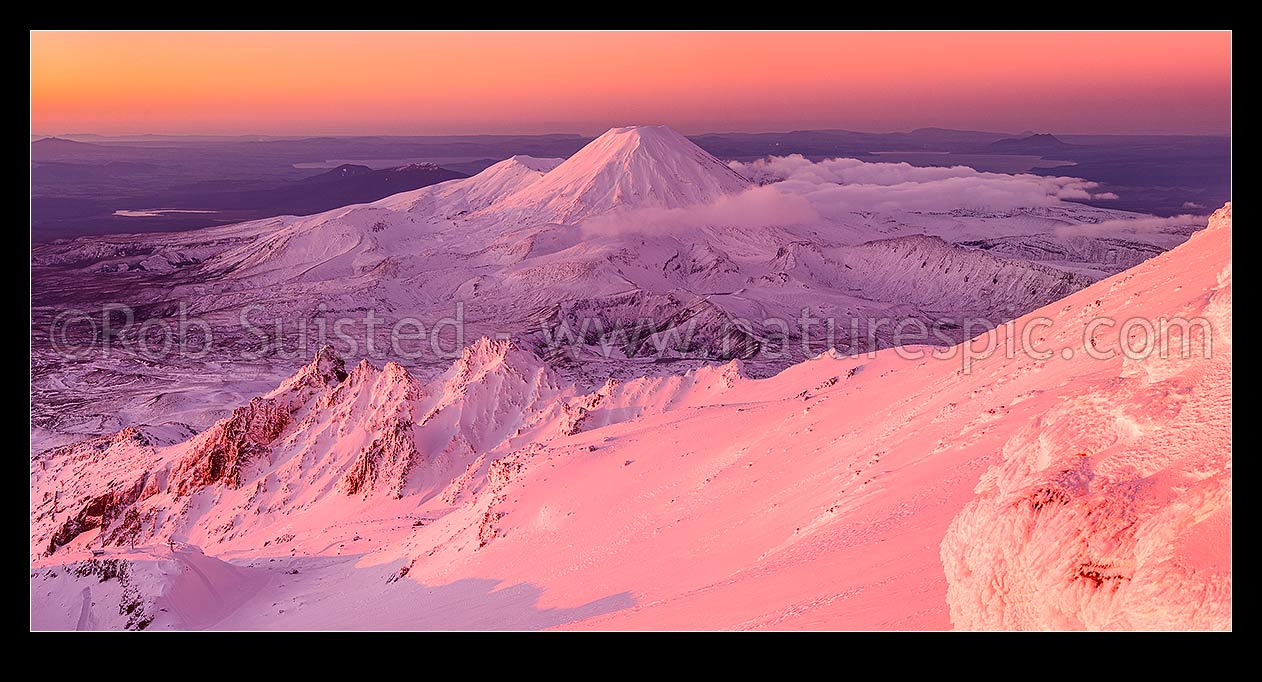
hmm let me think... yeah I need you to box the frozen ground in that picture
[31,205,1231,630]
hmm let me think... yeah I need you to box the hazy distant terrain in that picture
[31,129,1229,242]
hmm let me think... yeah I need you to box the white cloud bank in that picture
[728,154,1120,217]
[1052,214,1206,238]
[578,154,1155,238]
[580,184,817,237]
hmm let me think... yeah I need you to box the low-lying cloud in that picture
[580,184,817,237]
[580,154,1139,237]
[1052,214,1207,238]
[729,154,1119,216]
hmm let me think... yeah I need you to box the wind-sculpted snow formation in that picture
[940,208,1232,630]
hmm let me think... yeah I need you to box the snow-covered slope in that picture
[940,210,1232,629]
[31,205,1230,630]
[31,338,578,561]
[377,154,564,217]
[31,124,1204,462]
[486,125,751,224]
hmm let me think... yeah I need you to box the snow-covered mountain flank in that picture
[487,125,751,223]
[31,126,1200,450]
[32,204,1230,630]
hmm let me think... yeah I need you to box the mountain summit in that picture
[492,125,751,224]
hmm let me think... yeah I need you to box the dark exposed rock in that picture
[47,475,148,554]
[171,397,290,495]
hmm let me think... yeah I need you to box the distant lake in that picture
[867,152,1077,174]
[113,209,220,218]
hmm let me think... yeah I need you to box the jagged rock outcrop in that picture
[337,361,426,498]
[45,475,149,555]
[170,346,346,495]
[31,339,579,556]
[170,398,290,494]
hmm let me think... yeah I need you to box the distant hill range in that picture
[31,136,120,159]
[31,137,468,240]
[223,163,466,214]
[30,127,1230,240]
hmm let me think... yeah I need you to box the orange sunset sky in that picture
[31,31,1231,136]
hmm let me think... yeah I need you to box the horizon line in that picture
[31,126,1234,140]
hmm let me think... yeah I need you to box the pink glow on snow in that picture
[31,205,1232,630]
